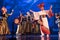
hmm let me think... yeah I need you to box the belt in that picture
[40,15,47,18]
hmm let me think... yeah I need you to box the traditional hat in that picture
[38,2,44,8]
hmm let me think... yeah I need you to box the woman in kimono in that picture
[29,10,40,33]
[1,6,14,34]
[37,3,54,37]
[16,13,23,34]
[55,13,60,38]
[24,12,32,33]
[30,2,53,37]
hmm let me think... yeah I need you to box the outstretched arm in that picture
[30,10,34,13]
[46,5,54,18]
[8,9,14,16]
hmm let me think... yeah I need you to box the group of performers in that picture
[0,3,54,37]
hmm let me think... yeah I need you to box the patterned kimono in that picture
[1,13,10,34]
[22,17,27,33]
[22,16,32,34]
[31,12,40,33]
[16,16,27,34]
[0,20,3,34]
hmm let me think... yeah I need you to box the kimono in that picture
[16,16,23,34]
[1,13,10,34]
[30,12,40,33]
[38,10,50,35]
[31,20,40,33]
[16,23,22,34]
[22,16,27,33]
[56,18,60,32]
[0,20,3,34]
[25,16,32,33]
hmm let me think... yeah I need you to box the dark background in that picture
[0,0,60,34]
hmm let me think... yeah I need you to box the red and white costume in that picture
[38,10,50,36]
[33,12,40,20]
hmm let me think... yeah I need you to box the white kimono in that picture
[38,10,49,35]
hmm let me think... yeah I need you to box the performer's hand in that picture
[12,9,14,12]
[19,11,22,14]
[30,10,33,12]
[50,5,52,8]
[30,10,32,11]
[8,9,14,15]
[50,5,52,10]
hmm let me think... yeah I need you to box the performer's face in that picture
[1,7,7,14]
[14,19,19,24]
[40,7,44,11]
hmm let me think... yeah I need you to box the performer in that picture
[24,12,32,33]
[30,10,40,33]
[26,12,31,21]
[14,18,21,35]
[16,13,23,34]
[1,6,14,34]
[55,13,60,29]
[55,13,60,38]
[20,13,27,34]
[37,3,53,37]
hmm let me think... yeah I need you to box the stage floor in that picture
[0,34,59,40]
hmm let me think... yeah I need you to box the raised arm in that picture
[8,9,14,16]
[46,5,52,13]
[30,10,34,13]
[46,5,54,18]
[49,5,52,11]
